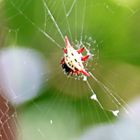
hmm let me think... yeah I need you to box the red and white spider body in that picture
[60,36,90,76]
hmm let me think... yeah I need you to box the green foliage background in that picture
[0,0,140,139]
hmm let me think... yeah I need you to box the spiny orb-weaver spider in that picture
[60,36,90,77]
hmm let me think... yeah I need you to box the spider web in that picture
[0,0,139,140]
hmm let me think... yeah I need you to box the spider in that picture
[60,36,90,77]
